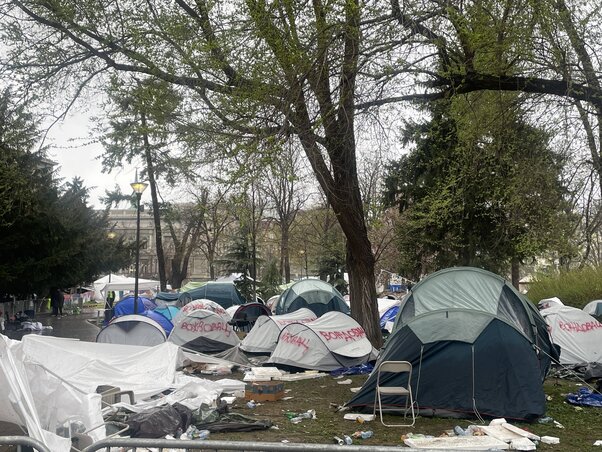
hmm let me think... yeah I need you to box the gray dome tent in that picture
[274,279,349,316]
[96,315,167,346]
[347,267,557,421]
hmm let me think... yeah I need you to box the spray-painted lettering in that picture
[318,327,366,342]
[557,320,602,333]
[180,320,231,337]
[280,331,310,352]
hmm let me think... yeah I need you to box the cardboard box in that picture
[245,381,285,402]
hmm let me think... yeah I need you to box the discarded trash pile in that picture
[399,418,560,450]
[0,334,277,452]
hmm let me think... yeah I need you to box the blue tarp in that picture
[567,387,602,408]
[114,296,156,316]
[380,306,399,329]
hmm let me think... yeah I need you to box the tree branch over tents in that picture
[4,0,602,345]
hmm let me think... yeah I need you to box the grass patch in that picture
[206,373,602,451]
[527,267,602,308]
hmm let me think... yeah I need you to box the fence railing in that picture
[81,438,412,452]
[0,435,52,452]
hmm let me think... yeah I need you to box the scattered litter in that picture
[289,409,316,424]
[281,439,289,443]
[593,440,602,446]
[337,379,353,385]
[546,395,553,401]
[343,413,375,422]
[282,396,294,401]
[333,436,344,445]
[221,396,236,405]
[246,401,257,409]
[541,436,560,444]
[334,375,346,379]
[343,434,353,445]
[500,422,540,441]
[350,387,361,393]
[181,426,210,440]
[567,387,602,408]
[279,372,328,381]
[352,430,373,439]
[404,435,509,449]
[270,425,280,430]
[553,420,565,429]
[244,367,284,381]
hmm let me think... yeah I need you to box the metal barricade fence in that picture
[82,438,412,452]
[0,436,52,452]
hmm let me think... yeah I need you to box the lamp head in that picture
[130,181,148,194]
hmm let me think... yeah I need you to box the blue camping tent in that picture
[155,305,180,321]
[142,310,174,335]
[114,295,156,316]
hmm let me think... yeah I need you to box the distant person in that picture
[51,287,65,318]
[106,290,116,308]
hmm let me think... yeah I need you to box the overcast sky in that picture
[45,111,148,209]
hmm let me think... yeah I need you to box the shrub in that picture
[526,266,602,309]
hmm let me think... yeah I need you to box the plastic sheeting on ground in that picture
[567,387,602,408]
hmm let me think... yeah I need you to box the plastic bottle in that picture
[453,426,467,436]
[290,410,315,423]
[197,429,210,440]
[360,431,373,439]
[247,401,256,409]
[343,435,353,445]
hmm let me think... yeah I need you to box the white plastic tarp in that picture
[0,335,94,452]
[240,308,317,354]
[20,335,181,399]
[268,311,374,371]
[540,306,602,365]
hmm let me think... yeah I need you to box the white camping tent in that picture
[537,296,564,311]
[583,300,602,317]
[168,308,240,353]
[93,274,160,300]
[96,315,167,346]
[179,298,232,321]
[540,305,602,365]
[267,311,376,371]
[240,308,317,354]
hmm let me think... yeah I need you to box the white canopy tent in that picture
[93,274,160,301]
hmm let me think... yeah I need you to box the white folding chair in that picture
[373,360,415,427]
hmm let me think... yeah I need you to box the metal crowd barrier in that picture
[82,438,411,452]
[0,436,52,452]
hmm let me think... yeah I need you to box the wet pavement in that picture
[2,307,104,342]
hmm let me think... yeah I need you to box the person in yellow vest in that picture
[106,290,116,308]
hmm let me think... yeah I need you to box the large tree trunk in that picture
[511,257,520,290]
[280,224,291,282]
[141,113,167,291]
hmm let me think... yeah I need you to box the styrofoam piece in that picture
[343,413,375,422]
[541,436,560,444]
[404,436,509,450]
[502,422,540,441]
[243,367,283,381]
[221,396,236,404]
[510,437,536,451]
[480,425,525,442]
[489,418,507,426]
[278,372,328,381]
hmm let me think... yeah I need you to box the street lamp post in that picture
[131,179,148,314]
[299,249,308,279]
